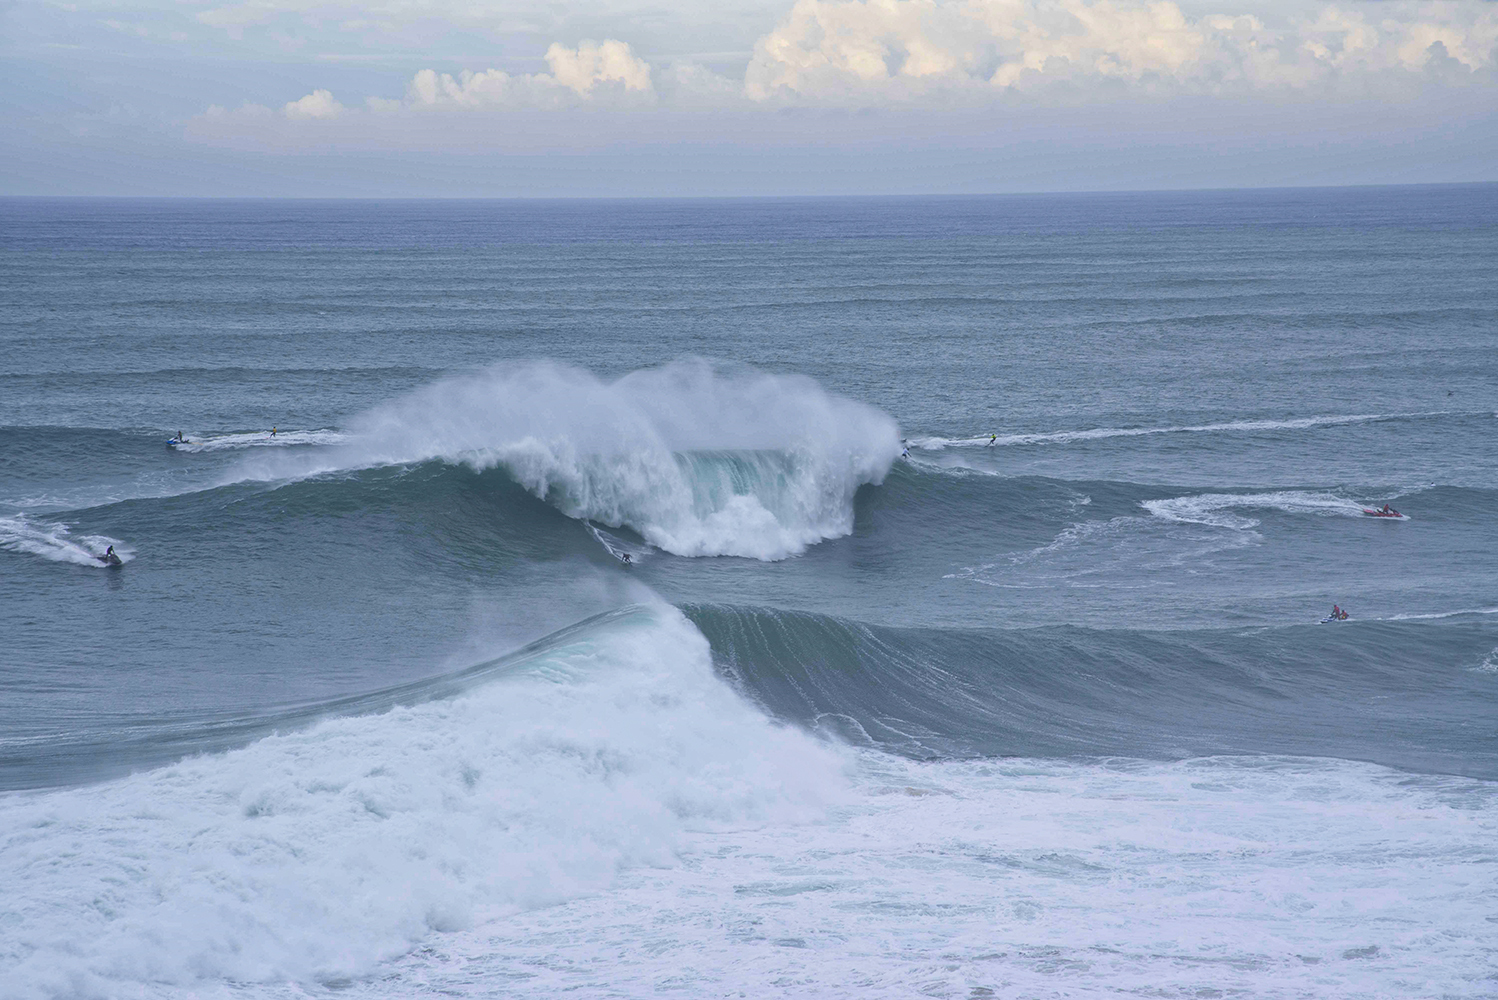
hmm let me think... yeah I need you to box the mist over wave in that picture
[232,360,900,560]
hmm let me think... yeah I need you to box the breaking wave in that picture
[231,360,901,560]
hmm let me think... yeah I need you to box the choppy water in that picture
[2,188,1496,998]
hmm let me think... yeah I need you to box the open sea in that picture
[1,187,1496,998]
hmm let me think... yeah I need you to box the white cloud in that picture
[402,39,653,109]
[546,39,654,94]
[283,88,345,118]
[744,0,1498,100]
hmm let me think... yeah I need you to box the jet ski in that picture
[97,551,123,567]
[1362,507,1404,518]
[1318,615,1346,624]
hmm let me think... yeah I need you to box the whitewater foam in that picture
[0,515,131,567]
[0,605,846,998]
[1389,606,1498,622]
[324,754,1498,999]
[231,360,901,560]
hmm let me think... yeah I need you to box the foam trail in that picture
[1142,491,1373,530]
[909,411,1453,450]
[0,515,131,567]
[233,360,902,560]
[0,605,846,998]
[167,429,344,453]
[1388,607,1498,621]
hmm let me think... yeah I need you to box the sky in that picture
[2,0,1496,195]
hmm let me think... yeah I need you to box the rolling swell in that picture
[686,604,1498,778]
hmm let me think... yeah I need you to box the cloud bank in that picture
[744,0,1498,99]
[407,40,654,108]
[191,0,1497,136]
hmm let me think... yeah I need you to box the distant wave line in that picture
[910,411,1460,450]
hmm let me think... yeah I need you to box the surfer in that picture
[901,446,910,459]
[620,552,632,566]
[988,433,996,446]
[271,426,276,438]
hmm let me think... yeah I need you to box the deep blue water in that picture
[2,188,1496,998]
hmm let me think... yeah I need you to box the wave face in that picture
[233,360,900,560]
[0,606,845,998]
[686,605,1498,779]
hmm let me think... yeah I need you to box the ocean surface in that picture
[1,188,1495,998]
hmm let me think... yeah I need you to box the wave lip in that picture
[0,515,131,567]
[233,360,902,560]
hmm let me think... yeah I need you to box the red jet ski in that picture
[1363,506,1404,518]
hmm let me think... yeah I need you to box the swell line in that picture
[910,410,1463,450]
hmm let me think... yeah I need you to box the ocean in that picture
[1,187,1495,997]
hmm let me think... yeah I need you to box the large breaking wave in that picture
[232,360,900,560]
